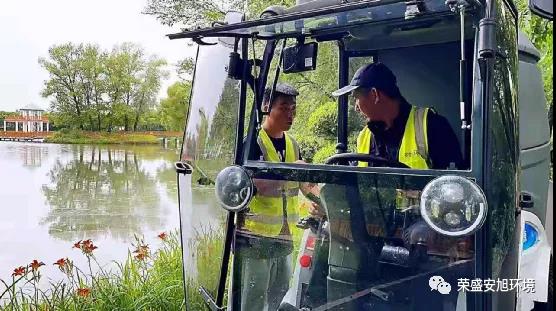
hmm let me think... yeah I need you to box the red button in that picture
[300,255,312,268]
[305,236,316,251]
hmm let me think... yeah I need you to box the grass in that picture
[45,129,181,145]
[184,225,227,310]
[0,233,186,311]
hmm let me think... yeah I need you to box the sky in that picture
[0,0,197,112]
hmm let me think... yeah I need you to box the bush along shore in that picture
[44,130,182,145]
[0,233,185,311]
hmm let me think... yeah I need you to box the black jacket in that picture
[366,101,463,170]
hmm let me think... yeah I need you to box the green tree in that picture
[206,79,241,159]
[105,43,144,131]
[158,81,192,131]
[39,43,89,130]
[78,44,108,131]
[132,57,169,131]
[40,42,168,132]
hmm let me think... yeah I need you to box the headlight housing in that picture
[420,176,488,237]
[215,166,254,212]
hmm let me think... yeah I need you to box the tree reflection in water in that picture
[41,145,178,242]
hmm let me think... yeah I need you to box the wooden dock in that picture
[0,131,52,142]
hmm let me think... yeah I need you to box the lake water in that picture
[0,142,181,284]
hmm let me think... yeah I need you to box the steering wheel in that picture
[324,153,410,168]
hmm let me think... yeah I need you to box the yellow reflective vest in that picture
[357,106,431,169]
[243,129,300,238]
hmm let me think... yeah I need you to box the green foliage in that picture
[0,111,18,130]
[0,111,18,120]
[0,233,185,311]
[142,0,243,27]
[516,0,553,123]
[206,79,241,157]
[176,57,196,81]
[308,101,338,138]
[142,0,300,27]
[158,81,192,131]
[313,142,338,164]
[45,130,168,145]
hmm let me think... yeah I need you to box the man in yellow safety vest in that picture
[332,62,463,170]
[236,83,313,311]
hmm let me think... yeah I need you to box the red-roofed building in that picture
[3,104,50,132]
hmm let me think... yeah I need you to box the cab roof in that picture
[168,0,482,41]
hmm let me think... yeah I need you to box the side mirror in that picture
[282,42,318,74]
[529,0,553,20]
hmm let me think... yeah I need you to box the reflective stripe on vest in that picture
[243,129,300,238]
[357,106,431,169]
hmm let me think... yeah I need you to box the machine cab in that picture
[171,0,552,310]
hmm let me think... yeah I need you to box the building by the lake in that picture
[3,104,49,132]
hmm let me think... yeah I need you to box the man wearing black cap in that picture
[333,62,463,170]
[249,83,301,162]
[236,83,304,311]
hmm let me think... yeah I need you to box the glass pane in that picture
[179,41,240,308]
[232,172,475,310]
[264,40,340,164]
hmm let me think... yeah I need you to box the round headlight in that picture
[420,176,487,237]
[215,166,254,212]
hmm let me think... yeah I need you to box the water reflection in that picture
[20,144,48,167]
[39,145,178,241]
[0,142,181,285]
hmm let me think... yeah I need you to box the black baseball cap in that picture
[332,62,399,97]
[264,83,299,105]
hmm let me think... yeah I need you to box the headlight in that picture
[215,166,254,212]
[420,176,487,237]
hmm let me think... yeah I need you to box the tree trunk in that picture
[72,94,84,130]
[133,112,140,132]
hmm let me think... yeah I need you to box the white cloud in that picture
[0,0,196,112]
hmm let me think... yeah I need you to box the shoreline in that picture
[41,130,182,145]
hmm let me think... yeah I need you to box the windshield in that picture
[232,171,475,310]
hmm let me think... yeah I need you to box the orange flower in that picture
[73,240,82,249]
[54,258,67,268]
[133,244,150,261]
[81,239,98,255]
[29,260,45,271]
[12,266,26,277]
[76,287,90,298]
[157,232,167,241]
